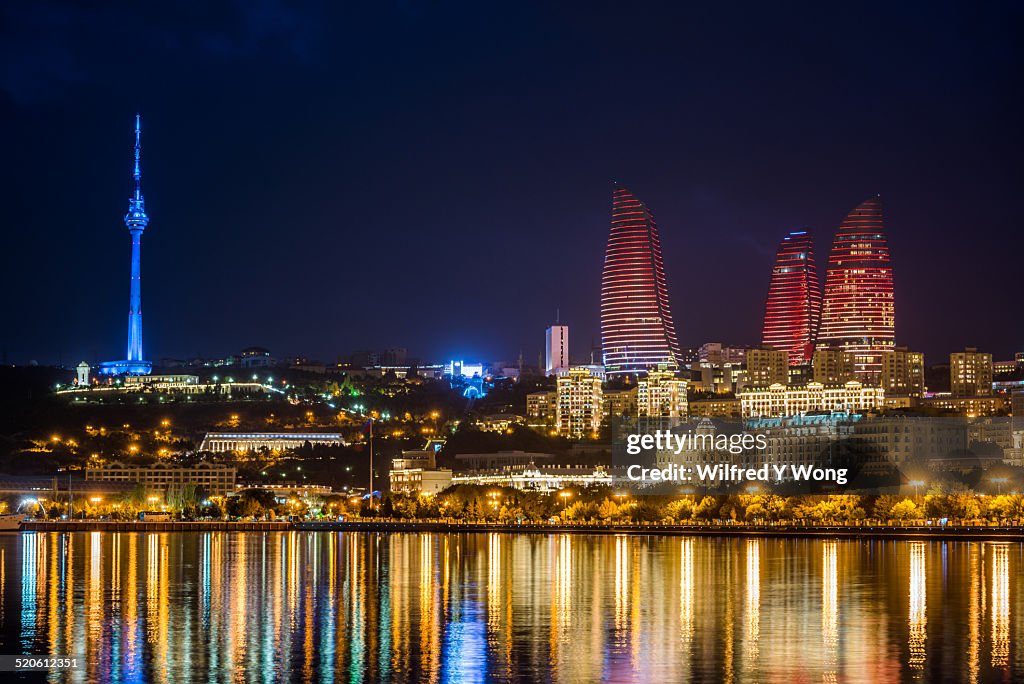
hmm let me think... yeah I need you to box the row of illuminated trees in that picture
[8,484,1024,525]
[377,486,1024,525]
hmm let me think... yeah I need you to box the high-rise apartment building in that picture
[637,368,688,417]
[950,347,993,397]
[555,367,603,439]
[818,197,895,382]
[881,347,925,398]
[545,325,569,376]
[760,231,820,365]
[601,186,681,375]
[747,348,790,387]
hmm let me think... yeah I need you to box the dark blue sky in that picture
[1,1,1021,366]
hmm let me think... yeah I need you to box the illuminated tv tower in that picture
[101,115,153,376]
[125,113,149,365]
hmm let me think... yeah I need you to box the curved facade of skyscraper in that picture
[601,186,681,375]
[817,197,894,381]
[760,230,820,365]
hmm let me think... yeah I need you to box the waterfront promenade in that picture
[16,519,1024,541]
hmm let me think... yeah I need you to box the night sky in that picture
[2,1,1021,367]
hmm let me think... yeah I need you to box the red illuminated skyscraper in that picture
[601,186,681,375]
[760,230,820,365]
[817,197,895,381]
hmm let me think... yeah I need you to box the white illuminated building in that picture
[740,381,884,418]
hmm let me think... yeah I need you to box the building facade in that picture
[760,230,820,365]
[389,450,453,496]
[637,369,688,417]
[740,381,885,418]
[881,347,925,398]
[813,348,857,385]
[85,462,237,497]
[817,197,895,382]
[600,186,682,375]
[199,432,347,453]
[747,348,790,387]
[545,324,569,376]
[555,367,603,438]
[950,347,993,397]
[526,391,557,430]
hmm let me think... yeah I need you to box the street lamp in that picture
[991,477,1009,495]
[909,479,925,499]
[559,491,572,510]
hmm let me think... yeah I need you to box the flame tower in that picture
[100,115,153,376]
[817,197,894,381]
[600,185,681,375]
[760,230,820,365]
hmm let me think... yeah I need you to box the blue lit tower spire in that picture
[124,114,149,366]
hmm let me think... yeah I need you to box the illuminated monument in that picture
[99,115,153,376]
[600,185,681,375]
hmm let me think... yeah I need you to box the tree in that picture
[663,498,693,522]
[598,498,621,521]
[693,496,719,521]
[949,493,981,520]
[889,499,920,521]
[564,501,598,522]
[872,495,902,520]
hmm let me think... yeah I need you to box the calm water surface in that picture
[0,531,1020,682]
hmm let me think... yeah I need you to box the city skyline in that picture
[1,3,1021,366]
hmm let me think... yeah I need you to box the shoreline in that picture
[14,519,1024,542]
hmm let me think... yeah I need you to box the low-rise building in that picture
[451,464,612,493]
[389,449,453,495]
[476,413,524,433]
[85,462,237,496]
[921,395,1006,416]
[688,398,742,417]
[526,390,557,430]
[603,386,638,421]
[199,432,347,453]
[740,381,885,418]
[453,451,553,470]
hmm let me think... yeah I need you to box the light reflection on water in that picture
[0,532,1020,683]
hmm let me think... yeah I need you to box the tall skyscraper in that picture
[817,197,894,382]
[545,324,569,376]
[600,185,681,376]
[100,115,153,376]
[760,230,820,365]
